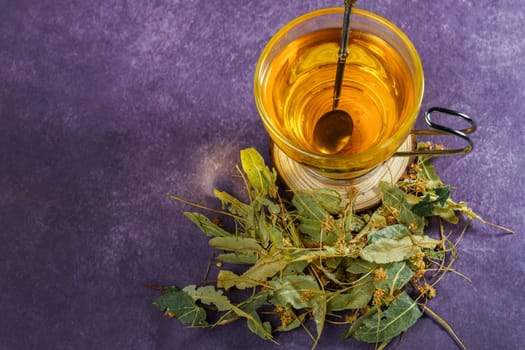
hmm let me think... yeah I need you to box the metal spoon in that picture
[312,0,356,155]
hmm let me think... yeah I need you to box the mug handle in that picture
[394,107,477,156]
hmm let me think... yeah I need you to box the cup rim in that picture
[254,7,424,173]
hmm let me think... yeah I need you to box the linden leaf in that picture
[213,189,251,217]
[215,291,270,326]
[327,275,375,311]
[216,252,257,265]
[184,212,231,237]
[269,275,326,337]
[346,259,380,274]
[183,285,231,312]
[410,194,435,217]
[411,235,440,249]
[217,270,241,291]
[218,254,286,290]
[208,236,265,255]
[435,186,451,206]
[247,311,273,340]
[432,206,459,224]
[416,156,443,188]
[310,188,342,214]
[292,192,327,221]
[368,224,411,244]
[275,311,307,332]
[411,186,451,217]
[153,287,208,326]
[345,214,367,232]
[360,236,420,264]
[240,148,277,198]
[226,292,274,341]
[373,262,414,293]
[347,292,422,343]
[380,182,424,234]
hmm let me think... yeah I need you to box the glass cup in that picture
[254,8,424,179]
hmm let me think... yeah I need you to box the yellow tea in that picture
[260,28,415,156]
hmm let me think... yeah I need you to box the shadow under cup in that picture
[254,8,424,179]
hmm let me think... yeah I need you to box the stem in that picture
[167,193,240,219]
[422,304,468,350]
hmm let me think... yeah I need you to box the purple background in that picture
[1,0,524,349]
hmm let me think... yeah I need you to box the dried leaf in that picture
[368,224,412,244]
[184,212,231,237]
[275,311,307,332]
[216,252,257,265]
[380,182,424,234]
[292,192,327,221]
[247,311,272,340]
[348,292,422,343]
[183,285,231,312]
[373,262,414,293]
[360,236,420,264]
[411,235,440,249]
[214,189,251,217]
[346,259,380,274]
[240,148,277,198]
[153,287,208,326]
[411,186,450,217]
[208,236,265,255]
[269,275,326,337]
[327,275,375,311]
[218,254,286,290]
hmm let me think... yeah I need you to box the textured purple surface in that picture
[1,1,524,349]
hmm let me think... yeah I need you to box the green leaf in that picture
[153,286,208,326]
[255,196,281,215]
[348,292,422,343]
[411,186,451,217]
[361,225,422,264]
[435,186,451,206]
[240,291,270,313]
[240,148,277,198]
[184,212,231,237]
[410,194,435,217]
[286,246,340,263]
[246,311,272,340]
[296,219,339,246]
[368,224,411,244]
[217,270,240,291]
[292,192,327,221]
[360,236,420,264]
[183,285,231,312]
[310,188,342,214]
[373,262,414,293]
[269,275,326,337]
[211,290,273,340]
[281,261,309,276]
[345,214,367,232]
[411,235,440,249]
[216,252,257,265]
[327,275,375,311]
[218,254,286,290]
[275,311,307,332]
[346,259,379,274]
[432,206,459,224]
[213,189,251,217]
[416,156,443,188]
[380,182,424,234]
[208,236,265,255]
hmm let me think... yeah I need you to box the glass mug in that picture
[254,8,475,182]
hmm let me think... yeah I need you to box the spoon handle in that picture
[332,0,356,109]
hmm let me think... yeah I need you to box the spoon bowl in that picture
[312,109,354,154]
